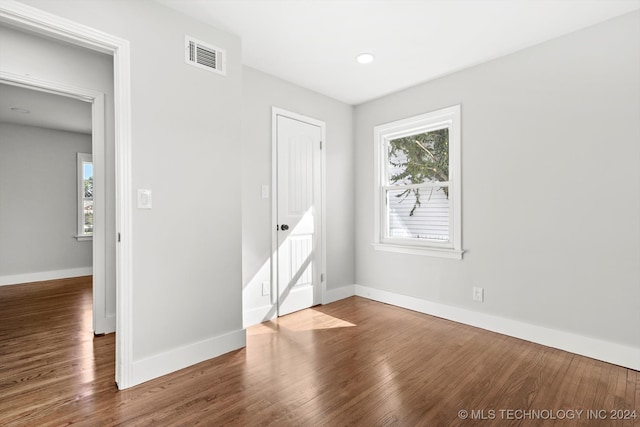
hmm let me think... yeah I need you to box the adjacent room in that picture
[0,0,638,425]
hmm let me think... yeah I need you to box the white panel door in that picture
[276,114,322,316]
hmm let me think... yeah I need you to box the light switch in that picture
[137,189,152,209]
[261,185,270,199]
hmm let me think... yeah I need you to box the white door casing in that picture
[272,108,325,316]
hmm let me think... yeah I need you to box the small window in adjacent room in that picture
[76,153,93,240]
[373,105,462,259]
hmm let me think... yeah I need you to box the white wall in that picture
[0,123,92,282]
[354,11,640,358]
[15,0,245,384]
[242,66,354,325]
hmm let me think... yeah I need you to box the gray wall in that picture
[19,0,244,365]
[354,11,640,349]
[242,66,354,324]
[0,123,92,277]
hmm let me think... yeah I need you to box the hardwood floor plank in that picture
[0,280,637,426]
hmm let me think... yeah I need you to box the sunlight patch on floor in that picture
[248,309,356,335]
[247,322,279,335]
[80,307,96,384]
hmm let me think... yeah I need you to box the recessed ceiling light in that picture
[356,53,374,64]
[10,107,30,114]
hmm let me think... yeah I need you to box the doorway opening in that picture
[0,0,133,388]
[0,76,110,334]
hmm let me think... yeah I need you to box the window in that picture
[76,153,93,240]
[373,105,462,259]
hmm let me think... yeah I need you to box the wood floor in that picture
[0,277,637,426]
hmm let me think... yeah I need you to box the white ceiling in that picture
[0,83,92,134]
[1,1,637,132]
[159,0,640,105]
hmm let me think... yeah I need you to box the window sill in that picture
[74,235,93,241]
[373,243,463,260]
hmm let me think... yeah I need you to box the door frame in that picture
[271,107,327,315]
[0,72,110,334]
[0,0,134,389]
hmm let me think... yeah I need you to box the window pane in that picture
[388,128,449,185]
[387,186,449,241]
[83,162,93,198]
[83,199,94,234]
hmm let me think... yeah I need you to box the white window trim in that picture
[76,152,93,241]
[373,105,463,259]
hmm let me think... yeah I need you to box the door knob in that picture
[281,224,289,231]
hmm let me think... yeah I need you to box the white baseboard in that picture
[354,285,640,371]
[324,284,355,304]
[243,304,277,328]
[131,328,246,388]
[0,267,93,286]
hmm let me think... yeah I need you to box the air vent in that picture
[185,36,226,76]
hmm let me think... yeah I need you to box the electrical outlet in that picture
[473,287,484,302]
[262,281,270,296]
